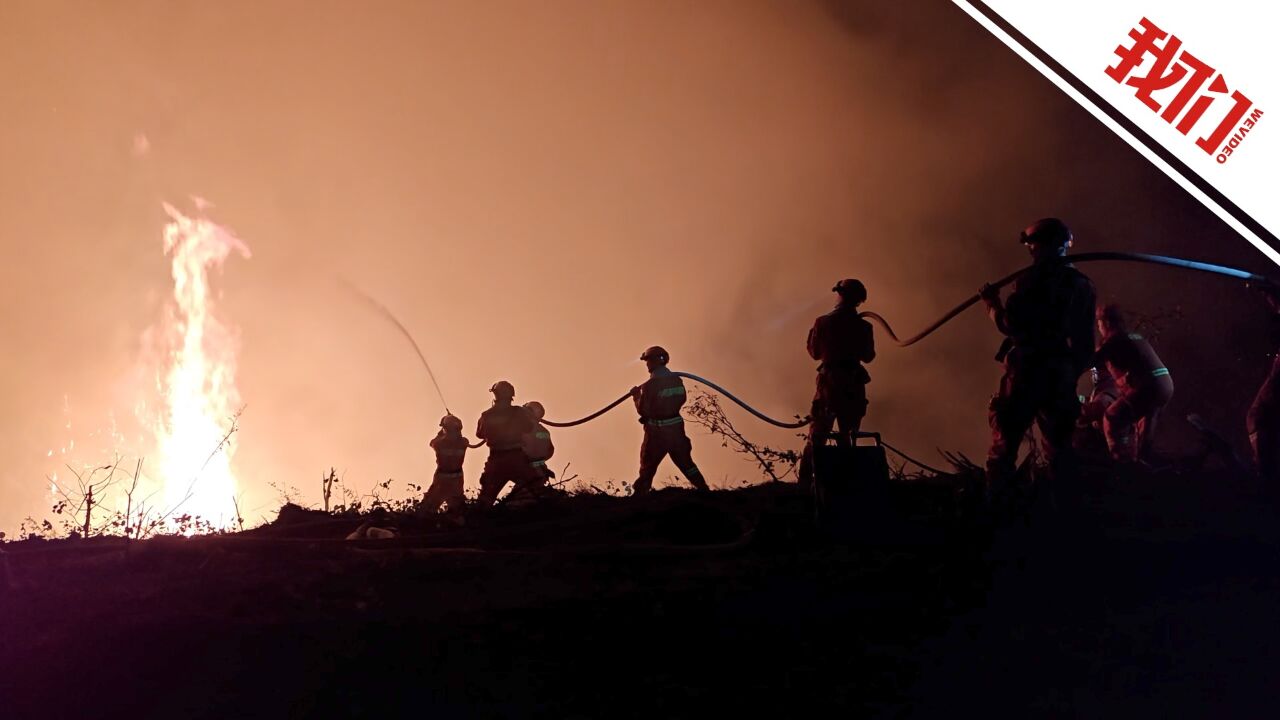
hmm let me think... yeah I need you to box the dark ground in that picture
[2,469,1278,719]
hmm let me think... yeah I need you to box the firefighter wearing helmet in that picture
[979,218,1097,503]
[629,346,708,495]
[1091,303,1174,464]
[521,401,556,483]
[475,380,540,508]
[797,278,877,491]
[422,414,470,518]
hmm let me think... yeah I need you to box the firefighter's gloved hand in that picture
[978,283,1000,305]
[630,386,642,399]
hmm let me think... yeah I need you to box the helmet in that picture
[832,278,867,305]
[640,345,669,365]
[523,401,545,421]
[1019,218,1072,247]
[489,380,515,399]
[439,414,463,432]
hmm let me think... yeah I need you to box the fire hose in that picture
[859,251,1272,347]
[345,251,1272,475]
[338,283,807,434]
[541,371,810,429]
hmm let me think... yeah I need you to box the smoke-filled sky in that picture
[1,0,1274,531]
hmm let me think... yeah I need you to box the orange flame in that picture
[152,199,251,527]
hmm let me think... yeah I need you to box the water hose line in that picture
[541,393,633,428]
[542,372,810,429]
[880,440,948,476]
[542,252,1264,430]
[859,251,1271,347]
[342,251,1268,476]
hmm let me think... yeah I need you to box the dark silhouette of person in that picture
[1247,281,1280,487]
[798,278,875,491]
[980,218,1096,502]
[422,414,470,517]
[631,346,707,496]
[474,381,539,508]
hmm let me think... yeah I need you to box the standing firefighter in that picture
[1092,304,1174,464]
[980,218,1097,500]
[798,278,876,491]
[475,381,538,509]
[1247,282,1280,486]
[422,414,470,518]
[631,346,708,495]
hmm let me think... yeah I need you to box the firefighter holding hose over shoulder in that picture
[980,218,1096,502]
[631,346,708,496]
[798,278,876,491]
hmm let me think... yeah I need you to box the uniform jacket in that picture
[634,366,687,422]
[1093,332,1170,390]
[477,403,534,450]
[522,423,555,462]
[994,262,1097,374]
[808,305,875,382]
[430,432,470,474]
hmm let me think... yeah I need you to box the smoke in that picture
[0,0,1272,531]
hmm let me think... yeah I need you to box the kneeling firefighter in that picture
[522,401,555,483]
[798,278,876,491]
[1092,303,1174,463]
[980,218,1097,499]
[1075,366,1120,456]
[631,346,707,495]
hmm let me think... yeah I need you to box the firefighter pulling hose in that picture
[541,373,810,429]
[859,251,1272,347]
[345,224,1279,497]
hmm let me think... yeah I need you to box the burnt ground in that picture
[1,470,1278,719]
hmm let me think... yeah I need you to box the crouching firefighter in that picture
[422,414,470,518]
[475,381,539,509]
[1092,303,1173,464]
[798,278,876,492]
[522,401,555,485]
[1075,366,1119,457]
[980,218,1097,502]
[631,346,708,496]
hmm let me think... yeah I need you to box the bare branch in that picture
[684,390,800,484]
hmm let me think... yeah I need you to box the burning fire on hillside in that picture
[45,199,250,534]
[150,199,251,526]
